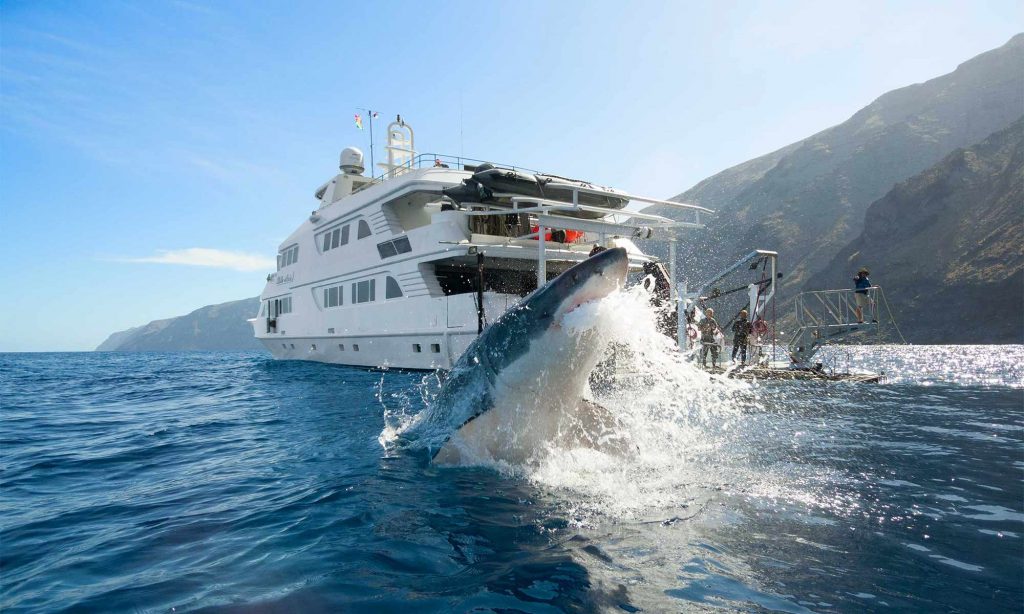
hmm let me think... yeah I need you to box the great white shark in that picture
[425,247,633,465]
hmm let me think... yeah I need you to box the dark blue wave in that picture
[0,350,1021,613]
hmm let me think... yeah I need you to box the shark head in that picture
[475,247,629,376]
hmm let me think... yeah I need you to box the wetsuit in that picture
[698,317,719,368]
[732,318,753,364]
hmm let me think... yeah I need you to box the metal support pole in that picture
[537,226,547,288]
[678,280,687,350]
[669,238,679,346]
[669,239,677,302]
[771,255,776,363]
[368,111,375,176]
[476,251,485,335]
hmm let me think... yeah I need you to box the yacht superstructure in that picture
[251,118,709,369]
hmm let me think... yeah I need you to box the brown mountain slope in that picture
[646,34,1024,321]
[806,117,1024,343]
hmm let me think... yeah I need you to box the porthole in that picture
[353,344,360,351]
[290,344,295,349]
[338,344,345,351]
[430,343,441,353]
[413,344,422,353]
[311,344,317,351]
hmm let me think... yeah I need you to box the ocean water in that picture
[1,341,1022,612]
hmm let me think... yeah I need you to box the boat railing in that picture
[788,286,887,366]
[794,286,881,329]
[369,153,542,183]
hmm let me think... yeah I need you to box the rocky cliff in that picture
[806,118,1024,343]
[96,297,264,352]
[646,34,1024,343]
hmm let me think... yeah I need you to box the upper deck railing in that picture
[369,153,540,183]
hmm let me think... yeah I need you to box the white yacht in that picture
[251,118,709,369]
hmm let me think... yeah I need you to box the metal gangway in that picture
[788,286,898,367]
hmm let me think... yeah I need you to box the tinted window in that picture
[357,220,371,239]
[385,277,403,299]
[393,236,412,254]
[377,241,398,259]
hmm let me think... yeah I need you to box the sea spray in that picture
[530,285,757,521]
[377,285,788,518]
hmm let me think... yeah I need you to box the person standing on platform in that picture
[699,308,720,369]
[731,309,753,365]
[853,268,873,323]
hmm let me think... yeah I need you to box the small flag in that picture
[372,111,378,119]
[354,114,363,130]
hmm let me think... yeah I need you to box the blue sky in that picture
[1,0,1020,351]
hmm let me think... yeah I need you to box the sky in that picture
[1,0,1021,351]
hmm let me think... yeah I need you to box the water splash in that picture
[378,285,797,521]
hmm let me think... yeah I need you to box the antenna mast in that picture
[357,107,378,174]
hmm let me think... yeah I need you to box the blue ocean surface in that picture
[1,346,1022,612]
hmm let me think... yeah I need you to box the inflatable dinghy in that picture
[442,163,631,219]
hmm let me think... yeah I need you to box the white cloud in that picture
[122,248,275,272]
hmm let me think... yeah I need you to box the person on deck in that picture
[699,308,720,369]
[732,309,753,365]
[853,268,873,323]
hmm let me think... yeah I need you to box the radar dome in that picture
[340,147,365,175]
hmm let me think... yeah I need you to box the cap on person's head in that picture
[740,309,748,317]
[706,308,714,316]
[858,267,869,274]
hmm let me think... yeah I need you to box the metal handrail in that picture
[370,153,542,182]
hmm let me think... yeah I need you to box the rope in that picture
[878,287,909,344]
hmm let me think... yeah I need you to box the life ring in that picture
[753,319,769,334]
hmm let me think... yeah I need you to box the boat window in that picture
[377,241,398,259]
[413,344,421,353]
[277,245,299,269]
[430,344,441,353]
[323,285,343,308]
[351,279,376,304]
[376,236,412,259]
[357,220,372,239]
[385,277,403,299]
[319,224,350,253]
[268,295,292,317]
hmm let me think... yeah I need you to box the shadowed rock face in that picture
[807,118,1024,344]
[646,34,1024,342]
[96,297,264,352]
